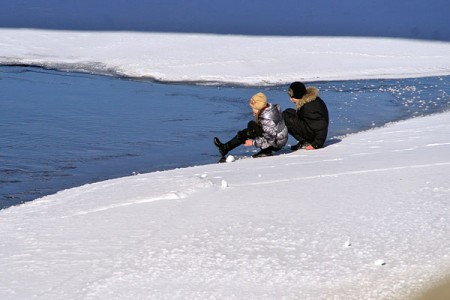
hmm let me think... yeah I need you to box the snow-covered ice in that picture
[1,29,450,85]
[1,29,450,299]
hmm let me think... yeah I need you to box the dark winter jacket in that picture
[254,103,288,149]
[294,87,329,148]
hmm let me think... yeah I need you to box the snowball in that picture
[374,259,386,266]
[226,155,235,163]
[221,180,228,188]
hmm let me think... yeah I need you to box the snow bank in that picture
[1,29,450,85]
[1,111,449,299]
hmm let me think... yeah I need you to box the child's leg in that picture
[214,128,248,157]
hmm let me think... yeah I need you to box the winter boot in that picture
[214,136,241,157]
[214,137,227,157]
[252,147,273,158]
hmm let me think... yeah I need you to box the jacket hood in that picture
[260,103,282,123]
[296,87,319,111]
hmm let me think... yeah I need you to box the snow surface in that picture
[1,29,450,84]
[1,29,450,299]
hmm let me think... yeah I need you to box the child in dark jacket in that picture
[282,81,329,150]
[214,92,288,160]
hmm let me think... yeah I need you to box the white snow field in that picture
[0,29,450,299]
[1,29,450,84]
[0,111,449,299]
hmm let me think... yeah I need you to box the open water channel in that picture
[1,66,449,209]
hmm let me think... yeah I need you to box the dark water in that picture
[1,66,449,209]
[2,1,449,41]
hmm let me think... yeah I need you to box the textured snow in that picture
[1,111,449,299]
[0,29,450,299]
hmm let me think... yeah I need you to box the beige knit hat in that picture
[249,92,267,111]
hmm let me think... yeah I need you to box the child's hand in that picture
[304,144,315,150]
[244,139,254,146]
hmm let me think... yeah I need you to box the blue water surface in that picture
[1,66,449,209]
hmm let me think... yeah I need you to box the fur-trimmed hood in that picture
[296,87,319,111]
